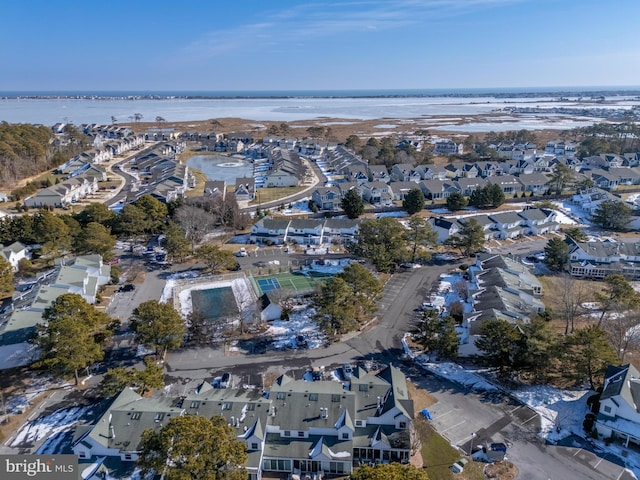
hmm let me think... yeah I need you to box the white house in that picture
[0,242,28,271]
[596,364,640,447]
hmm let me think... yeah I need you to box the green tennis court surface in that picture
[251,271,333,295]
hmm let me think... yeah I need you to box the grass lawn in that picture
[251,187,307,205]
[415,417,486,480]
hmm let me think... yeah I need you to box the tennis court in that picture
[251,271,332,296]
[256,277,281,292]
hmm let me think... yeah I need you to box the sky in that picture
[2,0,639,92]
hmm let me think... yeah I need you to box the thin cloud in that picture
[180,0,529,60]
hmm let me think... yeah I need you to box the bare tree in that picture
[133,113,143,123]
[560,274,588,335]
[603,309,640,361]
[174,205,216,253]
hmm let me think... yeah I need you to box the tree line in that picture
[0,122,88,189]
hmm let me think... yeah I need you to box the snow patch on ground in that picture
[10,405,92,447]
[266,307,327,350]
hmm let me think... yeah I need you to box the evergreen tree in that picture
[346,217,408,272]
[475,320,521,376]
[130,300,185,360]
[137,415,247,480]
[33,293,110,385]
[402,188,425,215]
[73,222,116,259]
[564,325,618,390]
[544,237,569,271]
[591,200,631,231]
[341,189,365,219]
[403,216,437,264]
[446,192,468,211]
[0,256,14,299]
[444,218,485,257]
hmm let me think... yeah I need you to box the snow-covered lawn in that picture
[10,405,92,448]
[266,307,327,350]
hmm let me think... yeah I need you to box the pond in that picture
[186,155,253,184]
[191,287,239,320]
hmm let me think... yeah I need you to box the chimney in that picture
[377,396,382,408]
[109,424,115,439]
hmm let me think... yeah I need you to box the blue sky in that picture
[2,0,639,91]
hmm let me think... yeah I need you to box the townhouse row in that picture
[72,365,414,479]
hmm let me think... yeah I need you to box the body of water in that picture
[187,155,253,184]
[191,287,238,320]
[1,88,639,126]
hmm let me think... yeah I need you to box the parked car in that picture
[449,458,468,474]
[343,364,353,379]
[236,247,248,257]
[449,458,469,474]
[119,284,135,292]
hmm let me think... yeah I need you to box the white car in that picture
[237,248,248,257]
[343,364,353,379]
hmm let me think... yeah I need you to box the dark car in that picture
[120,284,135,292]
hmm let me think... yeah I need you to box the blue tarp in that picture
[421,408,432,420]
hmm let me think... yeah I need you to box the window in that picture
[251,443,258,450]
[222,402,232,411]
[154,413,165,422]
[190,401,200,409]
[359,384,369,392]
[309,393,318,401]
[246,403,256,411]
[604,406,611,413]
[284,431,291,437]
[355,420,363,427]
[399,421,407,429]
[342,433,349,440]
[331,394,341,402]
[277,392,286,400]
[298,431,305,437]
[124,454,132,461]
[130,412,141,420]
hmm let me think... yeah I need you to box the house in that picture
[286,219,324,246]
[433,140,463,155]
[589,169,620,191]
[236,177,256,201]
[571,187,620,214]
[251,218,291,245]
[419,179,459,200]
[517,208,559,235]
[455,177,487,197]
[428,217,464,243]
[582,154,624,170]
[322,219,359,245]
[390,163,418,182]
[415,164,447,181]
[259,293,282,322]
[204,180,226,200]
[486,175,521,195]
[596,364,640,448]
[461,254,544,349]
[0,242,28,271]
[567,238,640,280]
[73,366,414,478]
[517,173,550,195]
[368,165,390,184]
[0,255,111,368]
[608,167,640,186]
[311,187,342,210]
[361,182,393,206]
[489,211,526,239]
[390,181,421,201]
